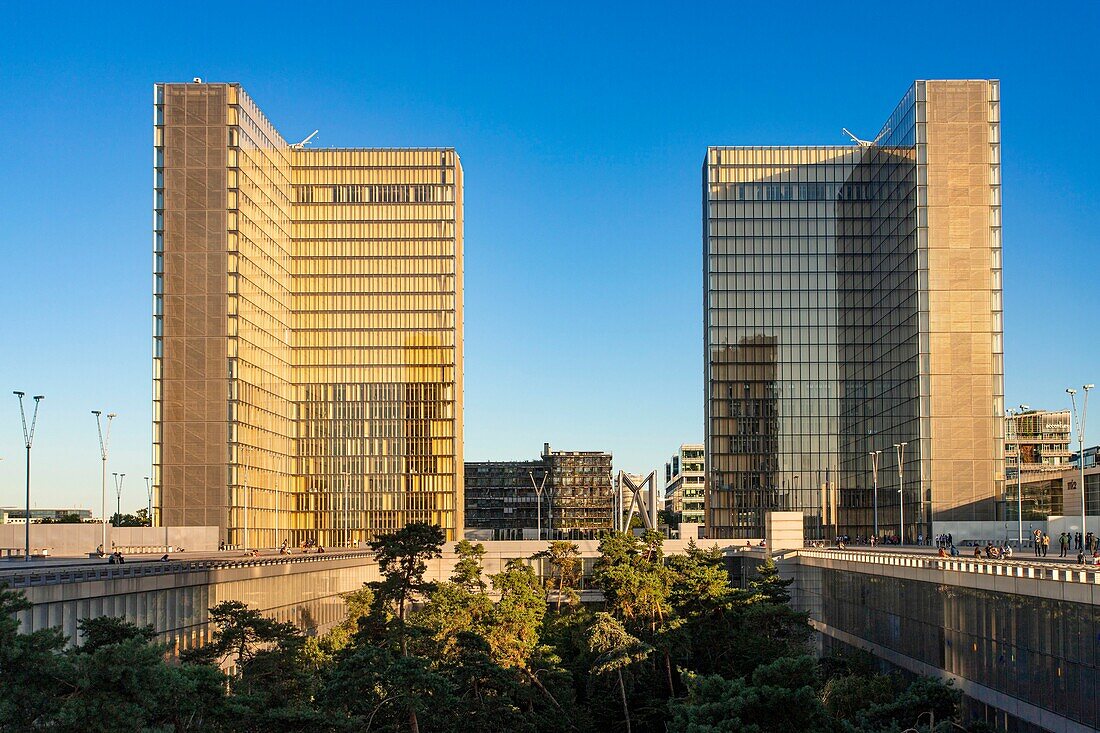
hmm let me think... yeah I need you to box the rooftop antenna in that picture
[842,126,890,148]
[291,130,319,150]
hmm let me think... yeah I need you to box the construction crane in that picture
[291,130,319,150]
[841,126,890,148]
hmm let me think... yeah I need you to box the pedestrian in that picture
[1033,529,1042,556]
[1060,532,1069,558]
[1075,532,1082,550]
[1041,533,1050,557]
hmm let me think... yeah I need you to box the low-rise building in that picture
[1006,409,1072,479]
[665,444,705,526]
[1,507,93,524]
[464,443,613,540]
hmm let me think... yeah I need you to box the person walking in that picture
[1041,533,1050,557]
[1033,529,1042,557]
[1060,532,1069,558]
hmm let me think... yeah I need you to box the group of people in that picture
[1045,530,1100,557]
[1037,529,1100,563]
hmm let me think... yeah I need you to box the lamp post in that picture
[894,442,908,544]
[343,470,350,548]
[144,476,152,528]
[1005,405,1029,545]
[112,472,125,526]
[1068,385,1093,544]
[242,465,249,552]
[529,471,548,540]
[869,450,882,539]
[92,411,116,552]
[13,392,44,561]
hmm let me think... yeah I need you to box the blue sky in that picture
[0,2,1098,512]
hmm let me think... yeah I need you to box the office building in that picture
[1006,409,1071,478]
[1,508,94,524]
[464,443,613,539]
[664,444,705,525]
[704,80,1003,541]
[154,81,463,545]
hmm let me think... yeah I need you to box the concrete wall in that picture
[0,525,219,556]
[765,511,804,551]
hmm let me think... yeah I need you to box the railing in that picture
[798,548,1100,585]
[0,550,378,589]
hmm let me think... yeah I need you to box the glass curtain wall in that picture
[292,149,463,544]
[704,146,860,539]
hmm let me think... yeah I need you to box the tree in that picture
[747,556,793,604]
[451,539,487,593]
[413,581,492,662]
[319,644,451,733]
[184,600,304,672]
[586,612,652,733]
[368,522,446,655]
[75,616,156,651]
[658,508,681,529]
[0,586,67,731]
[669,656,835,733]
[533,540,582,612]
[109,511,149,528]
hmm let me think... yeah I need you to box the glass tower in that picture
[154,81,463,545]
[704,80,1004,542]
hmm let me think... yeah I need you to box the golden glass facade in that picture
[704,80,1003,541]
[154,82,463,545]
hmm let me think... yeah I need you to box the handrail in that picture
[0,550,378,589]
[797,548,1100,585]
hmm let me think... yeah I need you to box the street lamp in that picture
[894,442,908,544]
[529,471,548,540]
[343,469,351,548]
[144,476,152,528]
[92,411,116,552]
[13,392,44,561]
[1005,405,1029,545]
[869,450,882,539]
[1068,385,1093,543]
[112,472,125,527]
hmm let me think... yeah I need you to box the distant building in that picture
[1,508,93,524]
[1006,409,1071,479]
[464,443,613,540]
[665,444,705,525]
[1070,445,1100,469]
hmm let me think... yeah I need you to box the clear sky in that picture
[1,2,1098,514]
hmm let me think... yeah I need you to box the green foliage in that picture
[368,521,446,656]
[109,510,151,527]
[534,540,582,612]
[486,559,547,670]
[451,539,488,592]
[75,615,156,652]
[413,581,492,660]
[669,663,836,733]
[747,556,793,604]
[0,585,67,732]
[0,526,973,733]
[586,612,652,675]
